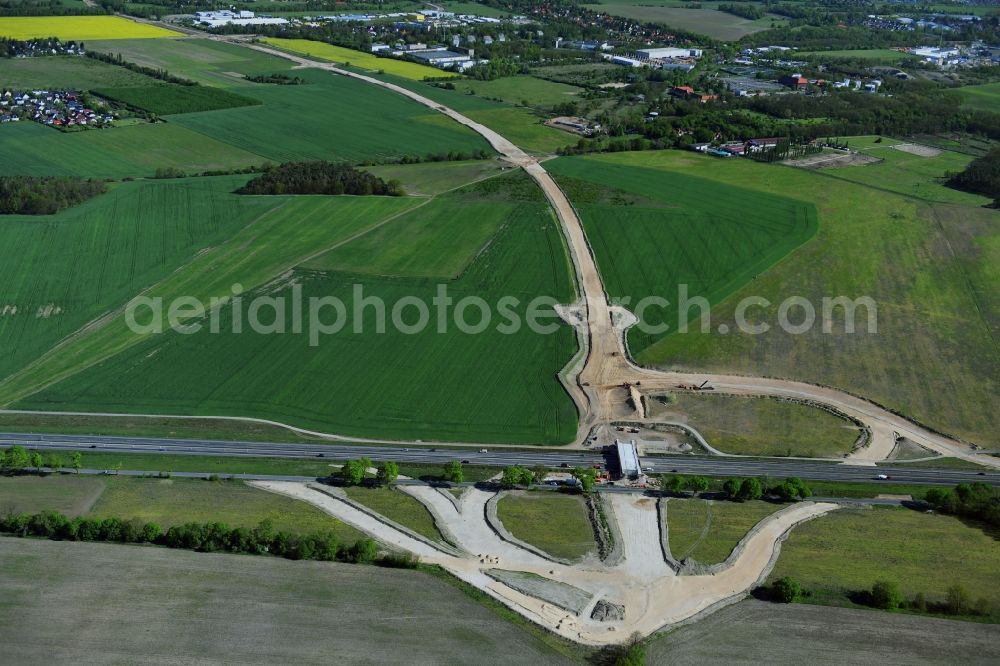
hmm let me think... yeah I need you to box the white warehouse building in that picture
[636,47,703,60]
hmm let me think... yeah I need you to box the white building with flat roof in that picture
[636,47,702,60]
[615,439,640,479]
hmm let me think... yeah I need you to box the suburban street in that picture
[4,431,997,487]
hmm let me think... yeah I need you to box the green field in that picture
[169,69,491,164]
[382,74,576,155]
[365,159,505,196]
[799,49,919,64]
[93,84,260,115]
[87,38,296,88]
[579,150,1000,446]
[0,189,422,406]
[0,474,364,541]
[451,75,585,108]
[770,506,1000,610]
[584,3,785,40]
[495,491,597,561]
[0,55,155,89]
[0,176,278,384]
[11,175,580,445]
[0,475,106,516]
[647,599,1000,664]
[650,394,861,458]
[547,156,818,354]
[342,486,443,542]
[665,498,782,564]
[0,412,328,443]
[954,82,1000,113]
[89,476,365,541]
[0,121,268,179]
[303,189,513,279]
[0,539,578,664]
[813,135,990,205]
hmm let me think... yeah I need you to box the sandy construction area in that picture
[254,480,837,646]
[892,143,942,157]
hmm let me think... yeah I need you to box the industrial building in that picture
[194,10,288,27]
[408,48,473,69]
[636,47,703,61]
[615,439,641,480]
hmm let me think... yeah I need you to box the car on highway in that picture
[560,462,569,468]
[461,459,470,464]
[875,474,891,480]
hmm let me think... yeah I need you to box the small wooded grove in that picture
[236,161,403,196]
[948,148,1000,205]
[0,176,106,215]
[0,507,417,567]
[925,482,1000,528]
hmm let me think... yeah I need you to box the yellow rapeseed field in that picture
[263,37,459,80]
[0,16,181,41]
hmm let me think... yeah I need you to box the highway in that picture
[3,431,997,487]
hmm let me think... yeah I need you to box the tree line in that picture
[0,176,106,215]
[0,509,418,566]
[236,162,404,196]
[0,0,104,16]
[948,147,1000,206]
[924,481,1000,527]
[766,575,995,619]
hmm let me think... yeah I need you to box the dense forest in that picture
[237,162,403,196]
[0,176,106,215]
[948,148,1000,205]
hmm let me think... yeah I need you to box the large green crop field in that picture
[798,49,920,64]
[0,55,155,90]
[87,38,296,88]
[0,176,277,384]
[93,84,260,115]
[953,81,1000,113]
[0,189,422,407]
[450,75,585,108]
[583,3,784,40]
[547,156,818,354]
[303,194,512,279]
[169,69,491,164]
[574,150,999,445]
[0,121,268,179]
[10,175,580,444]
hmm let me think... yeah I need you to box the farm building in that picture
[779,74,808,89]
[615,440,641,480]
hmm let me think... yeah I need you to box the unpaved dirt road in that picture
[253,480,837,645]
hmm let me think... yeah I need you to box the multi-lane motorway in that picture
[4,431,998,487]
